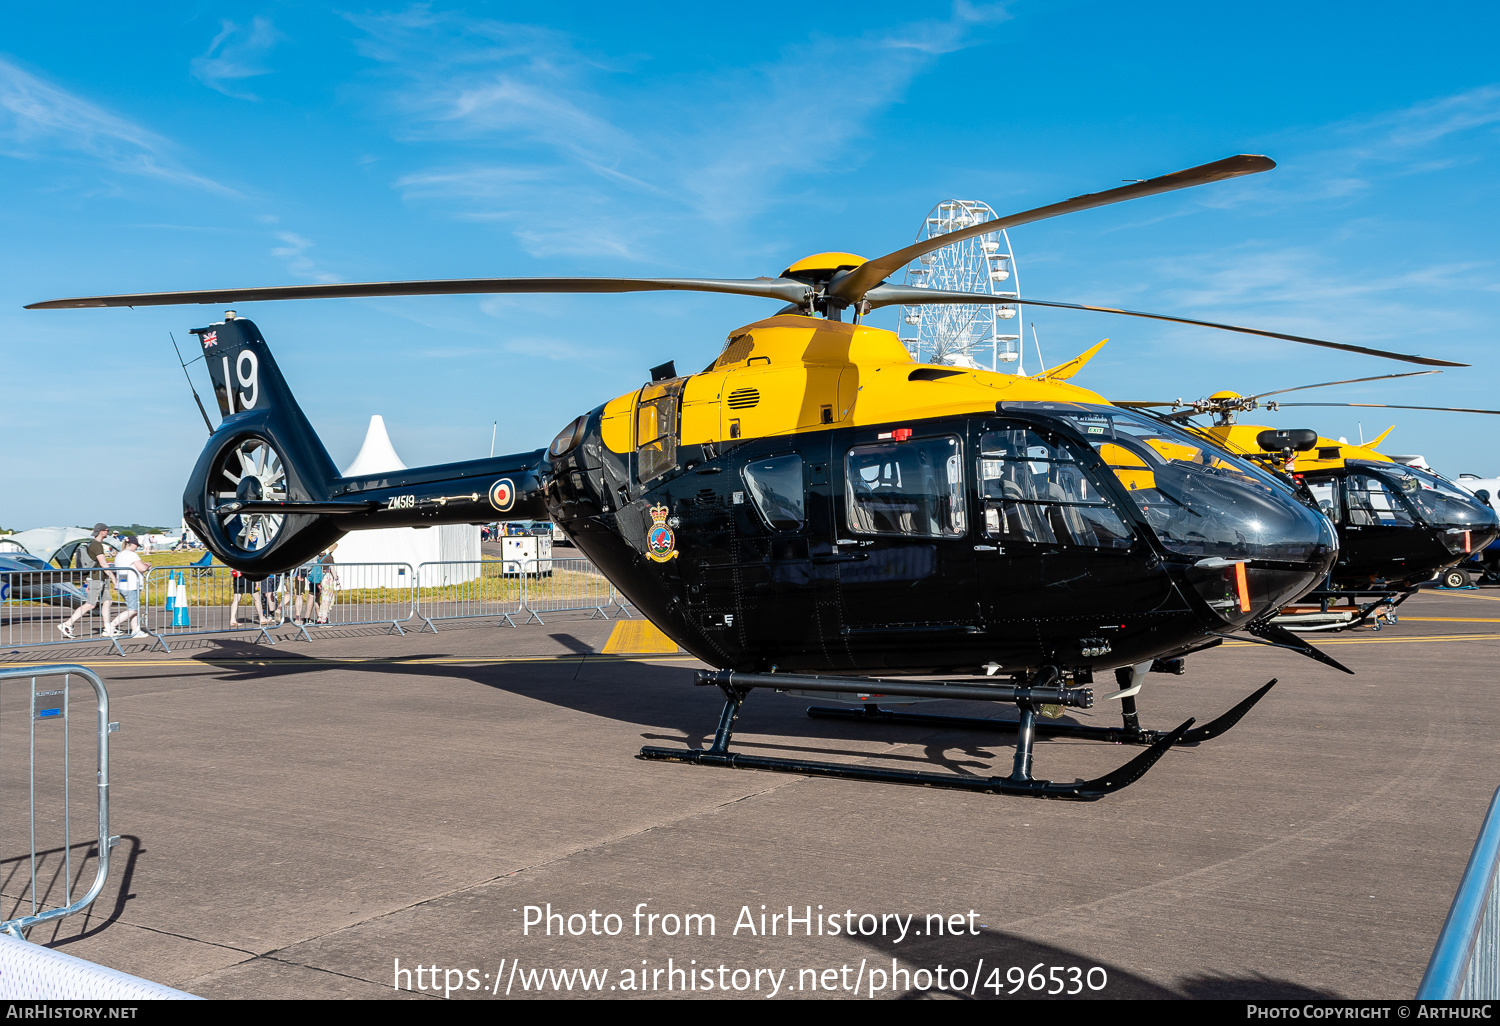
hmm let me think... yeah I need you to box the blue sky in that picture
[3,2,1499,528]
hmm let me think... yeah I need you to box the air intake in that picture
[727,388,760,410]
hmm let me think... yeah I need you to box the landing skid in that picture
[638,669,1195,801]
[806,678,1277,747]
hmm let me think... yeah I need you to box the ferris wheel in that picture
[897,200,1023,372]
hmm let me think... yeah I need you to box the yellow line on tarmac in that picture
[1444,591,1500,602]
[1402,617,1500,623]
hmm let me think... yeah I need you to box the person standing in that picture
[58,523,114,638]
[105,536,149,638]
[315,544,338,624]
[228,568,262,627]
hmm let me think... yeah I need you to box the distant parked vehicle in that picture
[0,554,88,607]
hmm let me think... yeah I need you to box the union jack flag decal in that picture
[202,331,218,347]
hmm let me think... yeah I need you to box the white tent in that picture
[332,416,480,585]
[5,527,94,562]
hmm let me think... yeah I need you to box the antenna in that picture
[1358,422,1364,445]
[1032,323,1046,375]
[490,421,497,458]
[171,333,215,435]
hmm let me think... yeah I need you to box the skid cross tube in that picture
[638,669,1191,800]
[1275,586,1415,633]
[693,668,1093,707]
[808,678,1278,747]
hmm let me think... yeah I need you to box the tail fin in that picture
[183,314,551,575]
[195,315,341,493]
[183,315,345,569]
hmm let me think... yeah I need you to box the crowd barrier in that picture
[415,560,525,631]
[0,665,118,941]
[518,557,622,623]
[1419,786,1500,999]
[4,557,634,653]
[289,561,417,638]
[142,561,416,649]
[0,567,145,657]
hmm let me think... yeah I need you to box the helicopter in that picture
[1119,377,1500,630]
[28,154,1471,801]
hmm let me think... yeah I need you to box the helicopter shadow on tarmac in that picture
[840,926,1340,1000]
[189,637,1042,777]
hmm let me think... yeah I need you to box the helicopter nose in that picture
[1152,475,1338,627]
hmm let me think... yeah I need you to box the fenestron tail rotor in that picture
[211,436,290,556]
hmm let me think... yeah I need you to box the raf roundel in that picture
[488,478,515,513]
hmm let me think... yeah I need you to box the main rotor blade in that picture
[25,276,812,310]
[1277,402,1500,415]
[863,285,1467,368]
[1112,401,1179,408]
[1247,370,1441,401]
[828,154,1276,305]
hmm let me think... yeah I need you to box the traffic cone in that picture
[173,574,191,627]
[164,571,176,612]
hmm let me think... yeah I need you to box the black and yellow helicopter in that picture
[28,155,1471,801]
[1119,376,1500,630]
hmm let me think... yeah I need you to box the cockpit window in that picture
[1345,473,1415,527]
[1373,463,1496,527]
[1025,405,1332,561]
[979,427,1131,549]
[1306,479,1340,523]
[845,436,966,538]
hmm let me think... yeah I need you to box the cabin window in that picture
[636,379,685,484]
[978,428,1131,549]
[1306,480,1340,523]
[1345,473,1415,527]
[844,436,966,538]
[742,454,806,531]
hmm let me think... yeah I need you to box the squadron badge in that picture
[646,503,678,562]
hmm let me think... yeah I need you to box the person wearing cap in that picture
[105,536,149,639]
[57,523,114,638]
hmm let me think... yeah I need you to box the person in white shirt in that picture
[105,536,149,639]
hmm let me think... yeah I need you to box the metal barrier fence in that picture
[144,561,416,647]
[521,557,624,623]
[4,557,630,650]
[415,561,525,631]
[143,563,283,648]
[1419,787,1500,999]
[284,561,416,638]
[0,568,146,657]
[0,665,118,940]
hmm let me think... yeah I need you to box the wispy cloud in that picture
[0,55,230,192]
[191,18,282,100]
[1190,85,1500,216]
[270,231,341,282]
[349,4,1010,263]
[1059,84,1500,373]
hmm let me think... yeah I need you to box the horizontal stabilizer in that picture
[213,499,382,516]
